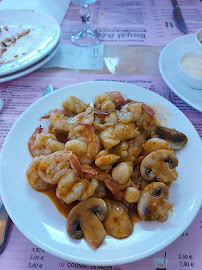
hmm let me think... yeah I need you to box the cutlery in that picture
[171,0,188,34]
[43,84,54,96]
[0,99,10,254]
[0,99,3,112]
[0,85,54,253]
[0,203,11,253]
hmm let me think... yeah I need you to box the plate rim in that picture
[0,81,202,266]
[0,9,61,76]
[0,38,61,83]
[159,33,202,113]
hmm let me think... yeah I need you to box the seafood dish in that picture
[26,91,187,249]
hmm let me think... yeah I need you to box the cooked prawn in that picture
[82,165,97,179]
[93,112,118,131]
[41,109,70,133]
[84,124,99,164]
[56,171,98,204]
[136,112,158,138]
[38,150,83,184]
[95,154,120,168]
[68,110,94,138]
[66,124,99,165]
[143,138,171,154]
[83,167,124,200]
[62,96,87,114]
[101,123,140,150]
[118,102,142,123]
[110,134,146,163]
[26,156,54,191]
[94,91,125,109]
[100,100,115,112]
[28,127,65,157]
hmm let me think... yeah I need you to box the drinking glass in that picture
[71,0,102,46]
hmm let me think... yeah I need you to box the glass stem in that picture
[79,5,91,32]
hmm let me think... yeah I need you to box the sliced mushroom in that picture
[80,211,107,249]
[151,126,187,150]
[103,199,133,239]
[137,182,173,221]
[140,150,178,183]
[66,198,108,248]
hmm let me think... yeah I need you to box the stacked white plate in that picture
[0,9,61,83]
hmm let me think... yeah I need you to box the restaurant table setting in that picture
[0,0,202,270]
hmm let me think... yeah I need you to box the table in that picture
[0,1,202,270]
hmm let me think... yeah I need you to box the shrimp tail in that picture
[82,165,97,179]
[69,153,83,179]
[111,91,125,108]
[93,110,110,118]
[141,103,155,116]
[28,126,43,155]
[41,109,65,119]
[104,178,124,200]
[84,124,99,159]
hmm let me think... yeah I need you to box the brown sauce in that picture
[41,181,172,226]
[166,182,172,188]
[41,188,141,227]
[41,188,77,218]
[48,124,68,143]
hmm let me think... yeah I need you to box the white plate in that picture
[0,9,61,76]
[0,81,202,266]
[159,34,202,113]
[0,39,60,83]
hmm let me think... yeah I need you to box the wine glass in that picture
[71,0,102,46]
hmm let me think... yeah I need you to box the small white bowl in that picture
[178,52,202,89]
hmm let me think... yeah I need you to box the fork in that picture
[154,86,174,104]
[0,203,10,253]
[0,98,3,112]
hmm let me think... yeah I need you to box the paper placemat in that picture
[0,72,201,270]
[61,0,202,46]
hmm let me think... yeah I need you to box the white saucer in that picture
[0,9,61,76]
[0,39,60,83]
[159,34,202,113]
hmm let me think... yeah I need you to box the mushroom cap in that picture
[66,198,108,248]
[80,211,107,249]
[140,149,178,183]
[137,182,173,221]
[152,126,187,150]
[103,199,133,239]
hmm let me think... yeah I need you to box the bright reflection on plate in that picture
[104,57,120,74]
[42,223,68,244]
